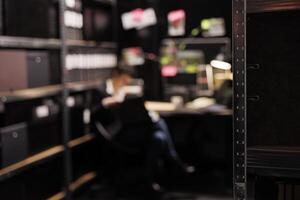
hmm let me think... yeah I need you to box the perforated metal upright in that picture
[232,0,247,199]
[59,0,73,199]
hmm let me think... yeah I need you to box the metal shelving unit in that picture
[233,0,300,199]
[0,0,118,199]
[62,0,118,198]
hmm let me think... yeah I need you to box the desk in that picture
[145,101,233,116]
[146,101,233,188]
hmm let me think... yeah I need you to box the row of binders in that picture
[66,53,117,70]
[0,49,116,92]
[0,0,113,41]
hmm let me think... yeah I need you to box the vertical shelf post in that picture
[233,0,247,199]
[59,0,73,199]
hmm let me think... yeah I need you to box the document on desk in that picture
[145,98,216,112]
[185,97,216,110]
[144,98,231,115]
[145,101,177,112]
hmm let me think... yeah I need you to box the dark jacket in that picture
[92,82,154,149]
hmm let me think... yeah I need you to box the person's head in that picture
[111,63,135,87]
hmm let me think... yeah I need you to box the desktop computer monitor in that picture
[160,37,230,100]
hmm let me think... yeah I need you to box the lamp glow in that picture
[210,60,232,70]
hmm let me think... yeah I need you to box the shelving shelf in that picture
[0,36,61,49]
[67,40,117,49]
[0,85,63,103]
[70,171,97,191]
[0,145,64,182]
[0,0,118,198]
[67,80,103,93]
[47,191,66,200]
[68,134,96,149]
[0,36,117,50]
[163,37,231,45]
[0,80,104,103]
[247,0,300,13]
[0,133,96,182]
[47,171,98,200]
[248,146,300,178]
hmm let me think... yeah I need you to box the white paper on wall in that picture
[121,8,157,30]
[201,18,226,37]
[122,47,145,66]
[168,9,186,36]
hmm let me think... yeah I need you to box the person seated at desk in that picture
[94,65,194,195]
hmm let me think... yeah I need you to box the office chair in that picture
[94,120,161,199]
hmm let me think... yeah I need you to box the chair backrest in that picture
[95,120,141,155]
[116,96,153,126]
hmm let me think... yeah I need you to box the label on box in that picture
[64,10,83,29]
[83,109,91,124]
[66,97,76,107]
[36,105,50,118]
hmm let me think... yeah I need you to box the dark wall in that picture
[117,0,163,100]
[159,0,232,39]
[116,0,232,100]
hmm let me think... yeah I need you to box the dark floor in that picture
[75,176,232,200]
[76,189,232,200]
[163,192,232,200]
[77,151,233,200]
[72,168,233,200]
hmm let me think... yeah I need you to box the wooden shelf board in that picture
[47,191,66,200]
[0,145,64,180]
[68,134,96,149]
[67,80,103,93]
[0,80,104,103]
[0,85,63,103]
[70,171,97,192]
[67,40,117,49]
[247,0,300,13]
[0,36,61,49]
[46,172,97,200]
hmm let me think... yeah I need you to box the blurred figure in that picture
[95,64,194,199]
[100,66,135,108]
